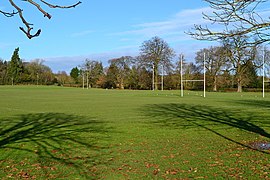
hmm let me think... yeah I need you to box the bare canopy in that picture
[1,0,81,39]
[188,0,270,46]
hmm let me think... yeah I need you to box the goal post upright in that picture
[203,52,206,98]
[181,54,184,97]
[82,72,85,89]
[263,48,265,98]
[152,64,155,91]
[161,65,164,91]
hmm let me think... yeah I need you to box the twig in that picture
[4,0,82,38]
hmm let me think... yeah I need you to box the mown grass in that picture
[0,86,269,179]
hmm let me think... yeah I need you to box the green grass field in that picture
[0,86,269,179]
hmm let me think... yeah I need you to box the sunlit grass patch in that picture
[0,86,269,179]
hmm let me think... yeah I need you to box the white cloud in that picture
[111,7,212,40]
[43,7,217,72]
[43,50,139,73]
[0,42,23,49]
[119,38,132,42]
[106,6,215,61]
[71,30,94,37]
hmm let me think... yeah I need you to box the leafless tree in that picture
[188,0,270,46]
[223,35,258,92]
[1,0,81,39]
[139,36,175,90]
[195,46,229,91]
[108,56,133,89]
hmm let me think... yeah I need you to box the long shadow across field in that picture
[0,113,113,179]
[231,99,270,109]
[142,103,270,153]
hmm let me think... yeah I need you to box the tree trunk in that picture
[36,73,39,86]
[237,78,242,92]
[213,84,217,92]
[120,78,124,89]
[213,76,217,92]
[86,72,89,89]
[82,73,85,89]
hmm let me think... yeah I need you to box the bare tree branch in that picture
[25,0,52,19]
[40,0,82,9]
[0,10,18,17]
[187,0,270,46]
[2,0,81,39]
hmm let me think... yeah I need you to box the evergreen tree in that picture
[243,60,259,88]
[70,67,80,83]
[8,47,22,85]
[0,59,8,85]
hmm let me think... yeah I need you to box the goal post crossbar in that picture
[182,80,204,82]
[180,53,206,98]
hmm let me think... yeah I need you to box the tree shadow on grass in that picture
[230,99,270,109]
[0,113,113,179]
[141,103,270,154]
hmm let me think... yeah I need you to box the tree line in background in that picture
[1,37,270,92]
[2,1,270,92]
[0,48,56,86]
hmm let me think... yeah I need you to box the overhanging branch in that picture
[40,0,82,9]
[0,10,18,17]
[4,0,81,39]
[188,0,270,46]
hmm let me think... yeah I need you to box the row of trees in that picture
[0,48,70,86]
[69,36,269,92]
[2,0,270,93]
[1,36,269,91]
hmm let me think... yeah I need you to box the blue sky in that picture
[1,0,216,72]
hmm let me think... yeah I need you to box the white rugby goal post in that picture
[180,53,206,98]
[152,64,165,91]
[262,48,270,98]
